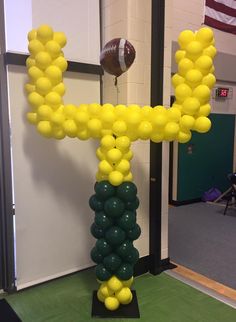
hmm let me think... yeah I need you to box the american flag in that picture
[204,0,236,34]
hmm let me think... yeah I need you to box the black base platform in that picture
[91,290,140,318]
[0,299,22,322]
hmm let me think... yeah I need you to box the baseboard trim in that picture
[170,198,202,206]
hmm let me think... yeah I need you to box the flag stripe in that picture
[215,0,236,10]
[205,6,236,25]
[206,0,236,17]
[204,15,236,34]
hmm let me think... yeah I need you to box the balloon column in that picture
[25,25,216,311]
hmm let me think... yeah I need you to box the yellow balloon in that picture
[106,148,123,163]
[123,172,133,182]
[115,104,127,119]
[164,122,180,141]
[105,296,120,311]
[182,97,200,115]
[171,73,185,88]
[52,56,68,72]
[87,119,102,137]
[115,136,130,152]
[45,40,61,58]
[100,109,116,126]
[138,121,152,140]
[115,159,130,174]
[45,65,62,85]
[35,51,52,70]
[116,287,132,305]
[194,116,211,133]
[167,107,181,122]
[175,50,186,63]
[64,104,77,119]
[74,109,89,126]
[37,25,53,44]
[26,57,36,68]
[186,41,203,60]
[28,66,44,81]
[112,120,127,136]
[177,130,192,143]
[100,135,116,151]
[25,83,36,94]
[63,120,78,137]
[53,32,67,47]
[150,131,164,143]
[88,103,101,116]
[37,104,53,119]
[45,92,62,108]
[196,27,214,47]
[178,30,195,49]
[178,58,194,76]
[99,160,114,175]
[52,127,66,140]
[152,111,168,129]
[197,103,211,117]
[28,39,44,57]
[179,115,195,130]
[201,73,216,89]
[122,276,134,287]
[77,129,90,140]
[28,92,45,107]
[52,82,66,96]
[97,290,105,303]
[195,55,213,75]
[35,77,52,95]
[107,276,123,292]
[203,45,217,59]
[27,112,38,124]
[37,120,52,137]
[96,148,105,161]
[100,283,113,297]
[125,110,141,126]
[28,29,37,41]
[185,69,203,87]
[50,111,65,125]
[192,85,210,104]
[108,171,124,186]
[123,150,133,161]
[174,84,192,102]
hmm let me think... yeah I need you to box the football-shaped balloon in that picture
[100,38,136,77]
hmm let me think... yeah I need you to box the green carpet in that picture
[1,269,235,322]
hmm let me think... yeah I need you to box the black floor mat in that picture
[0,299,21,322]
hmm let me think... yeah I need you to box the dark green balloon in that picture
[89,194,104,211]
[95,211,113,230]
[90,247,104,264]
[126,247,139,265]
[115,263,133,280]
[103,253,122,272]
[126,196,139,211]
[95,264,112,281]
[96,238,112,256]
[90,223,105,239]
[116,240,133,258]
[105,226,126,246]
[104,197,125,218]
[116,182,137,202]
[126,224,141,240]
[95,181,116,200]
[116,210,136,230]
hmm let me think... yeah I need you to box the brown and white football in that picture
[100,38,136,77]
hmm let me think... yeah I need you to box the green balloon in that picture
[116,182,137,202]
[95,264,112,281]
[90,223,105,239]
[95,181,116,200]
[126,247,139,265]
[90,247,104,264]
[116,210,136,230]
[126,224,141,241]
[126,196,139,211]
[115,263,133,280]
[103,253,122,272]
[89,194,104,211]
[104,197,125,218]
[116,240,133,258]
[105,226,126,246]
[96,238,112,256]
[95,211,113,230]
